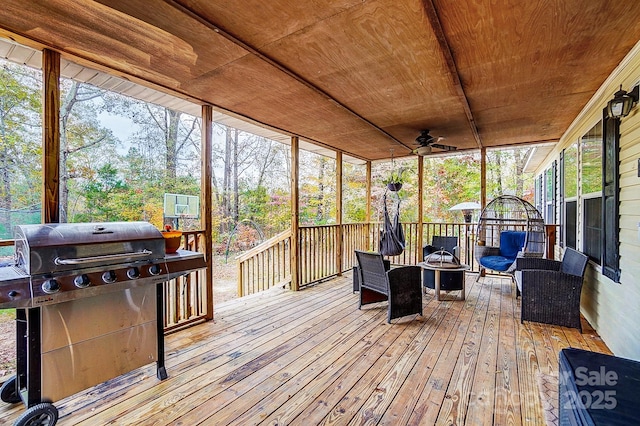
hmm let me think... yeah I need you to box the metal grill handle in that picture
[54,250,153,265]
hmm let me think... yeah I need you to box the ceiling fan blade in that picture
[430,143,457,151]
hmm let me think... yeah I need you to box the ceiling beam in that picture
[422,0,483,149]
[167,0,414,152]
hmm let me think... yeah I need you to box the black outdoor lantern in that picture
[606,84,639,118]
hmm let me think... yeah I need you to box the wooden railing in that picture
[299,225,340,285]
[341,223,372,271]
[236,221,486,296]
[300,222,478,286]
[163,230,210,333]
[236,229,292,297]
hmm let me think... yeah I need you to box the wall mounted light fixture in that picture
[606,84,639,118]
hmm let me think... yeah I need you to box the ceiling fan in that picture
[413,129,457,155]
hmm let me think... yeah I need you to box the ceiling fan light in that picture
[416,145,432,156]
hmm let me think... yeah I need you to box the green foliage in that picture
[581,122,603,195]
[1,56,539,253]
[564,143,578,198]
[0,60,42,232]
[382,167,407,185]
[75,164,129,221]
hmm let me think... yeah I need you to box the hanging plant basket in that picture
[387,182,403,192]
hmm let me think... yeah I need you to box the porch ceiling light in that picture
[606,85,639,118]
[415,145,432,156]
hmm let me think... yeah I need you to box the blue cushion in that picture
[499,231,526,260]
[479,255,515,272]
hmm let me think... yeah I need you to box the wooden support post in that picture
[42,49,60,224]
[291,137,300,291]
[366,161,372,250]
[480,147,487,209]
[417,156,424,263]
[479,147,487,246]
[201,105,214,319]
[336,151,343,276]
[545,224,557,260]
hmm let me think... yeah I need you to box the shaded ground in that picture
[0,310,14,382]
[212,254,239,304]
[0,255,239,384]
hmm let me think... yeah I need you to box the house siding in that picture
[536,40,640,360]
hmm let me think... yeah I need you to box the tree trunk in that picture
[59,82,80,223]
[0,148,10,231]
[221,125,233,233]
[494,151,503,195]
[165,109,180,181]
[514,147,531,197]
[316,157,326,222]
[233,128,239,223]
[0,101,11,230]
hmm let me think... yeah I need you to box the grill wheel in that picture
[0,376,21,404]
[14,402,58,426]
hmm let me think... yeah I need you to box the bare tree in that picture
[59,81,113,222]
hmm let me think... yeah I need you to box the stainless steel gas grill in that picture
[0,222,206,426]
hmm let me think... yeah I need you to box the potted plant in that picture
[383,168,406,192]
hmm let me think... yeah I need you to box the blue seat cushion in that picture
[499,230,526,259]
[479,255,516,272]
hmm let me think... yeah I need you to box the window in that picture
[580,121,602,264]
[544,163,556,224]
[565,200,577,249]
[561,144,578,249]
[535,175,543,215]
[583,196,602,262]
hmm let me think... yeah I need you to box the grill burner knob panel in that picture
[42,279,60,294]
[149,264,162,276]
[102,271,117,283]
[127,267,140,279]
[74,274,91,288]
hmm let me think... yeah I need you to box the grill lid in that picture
[15,222,165,275]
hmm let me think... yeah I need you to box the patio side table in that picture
[418,262,469,301]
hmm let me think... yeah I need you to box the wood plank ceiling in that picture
[0,0,639,161]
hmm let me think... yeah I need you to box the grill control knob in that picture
[127,267,140,279]
[149,264,162,276]
[74,274,91,288]
[42,279,60,294]
[102,271,117,283]
[8,290,18,298]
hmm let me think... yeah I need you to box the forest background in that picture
[0,58,534,256]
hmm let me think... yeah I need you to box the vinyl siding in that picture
[536,40,640,360]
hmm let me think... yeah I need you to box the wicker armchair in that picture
[423,235,459,259]
[422,236,463,292]
[355,250,422,323]
[514,247,588,332]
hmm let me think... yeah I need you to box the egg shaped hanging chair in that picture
[474,195,545,276]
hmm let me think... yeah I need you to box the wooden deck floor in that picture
[0,273,610,425]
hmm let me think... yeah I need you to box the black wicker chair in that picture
[423,235,459,259]
[422,236,463,292]
[514,247,588,332]
[355,250,422,323]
